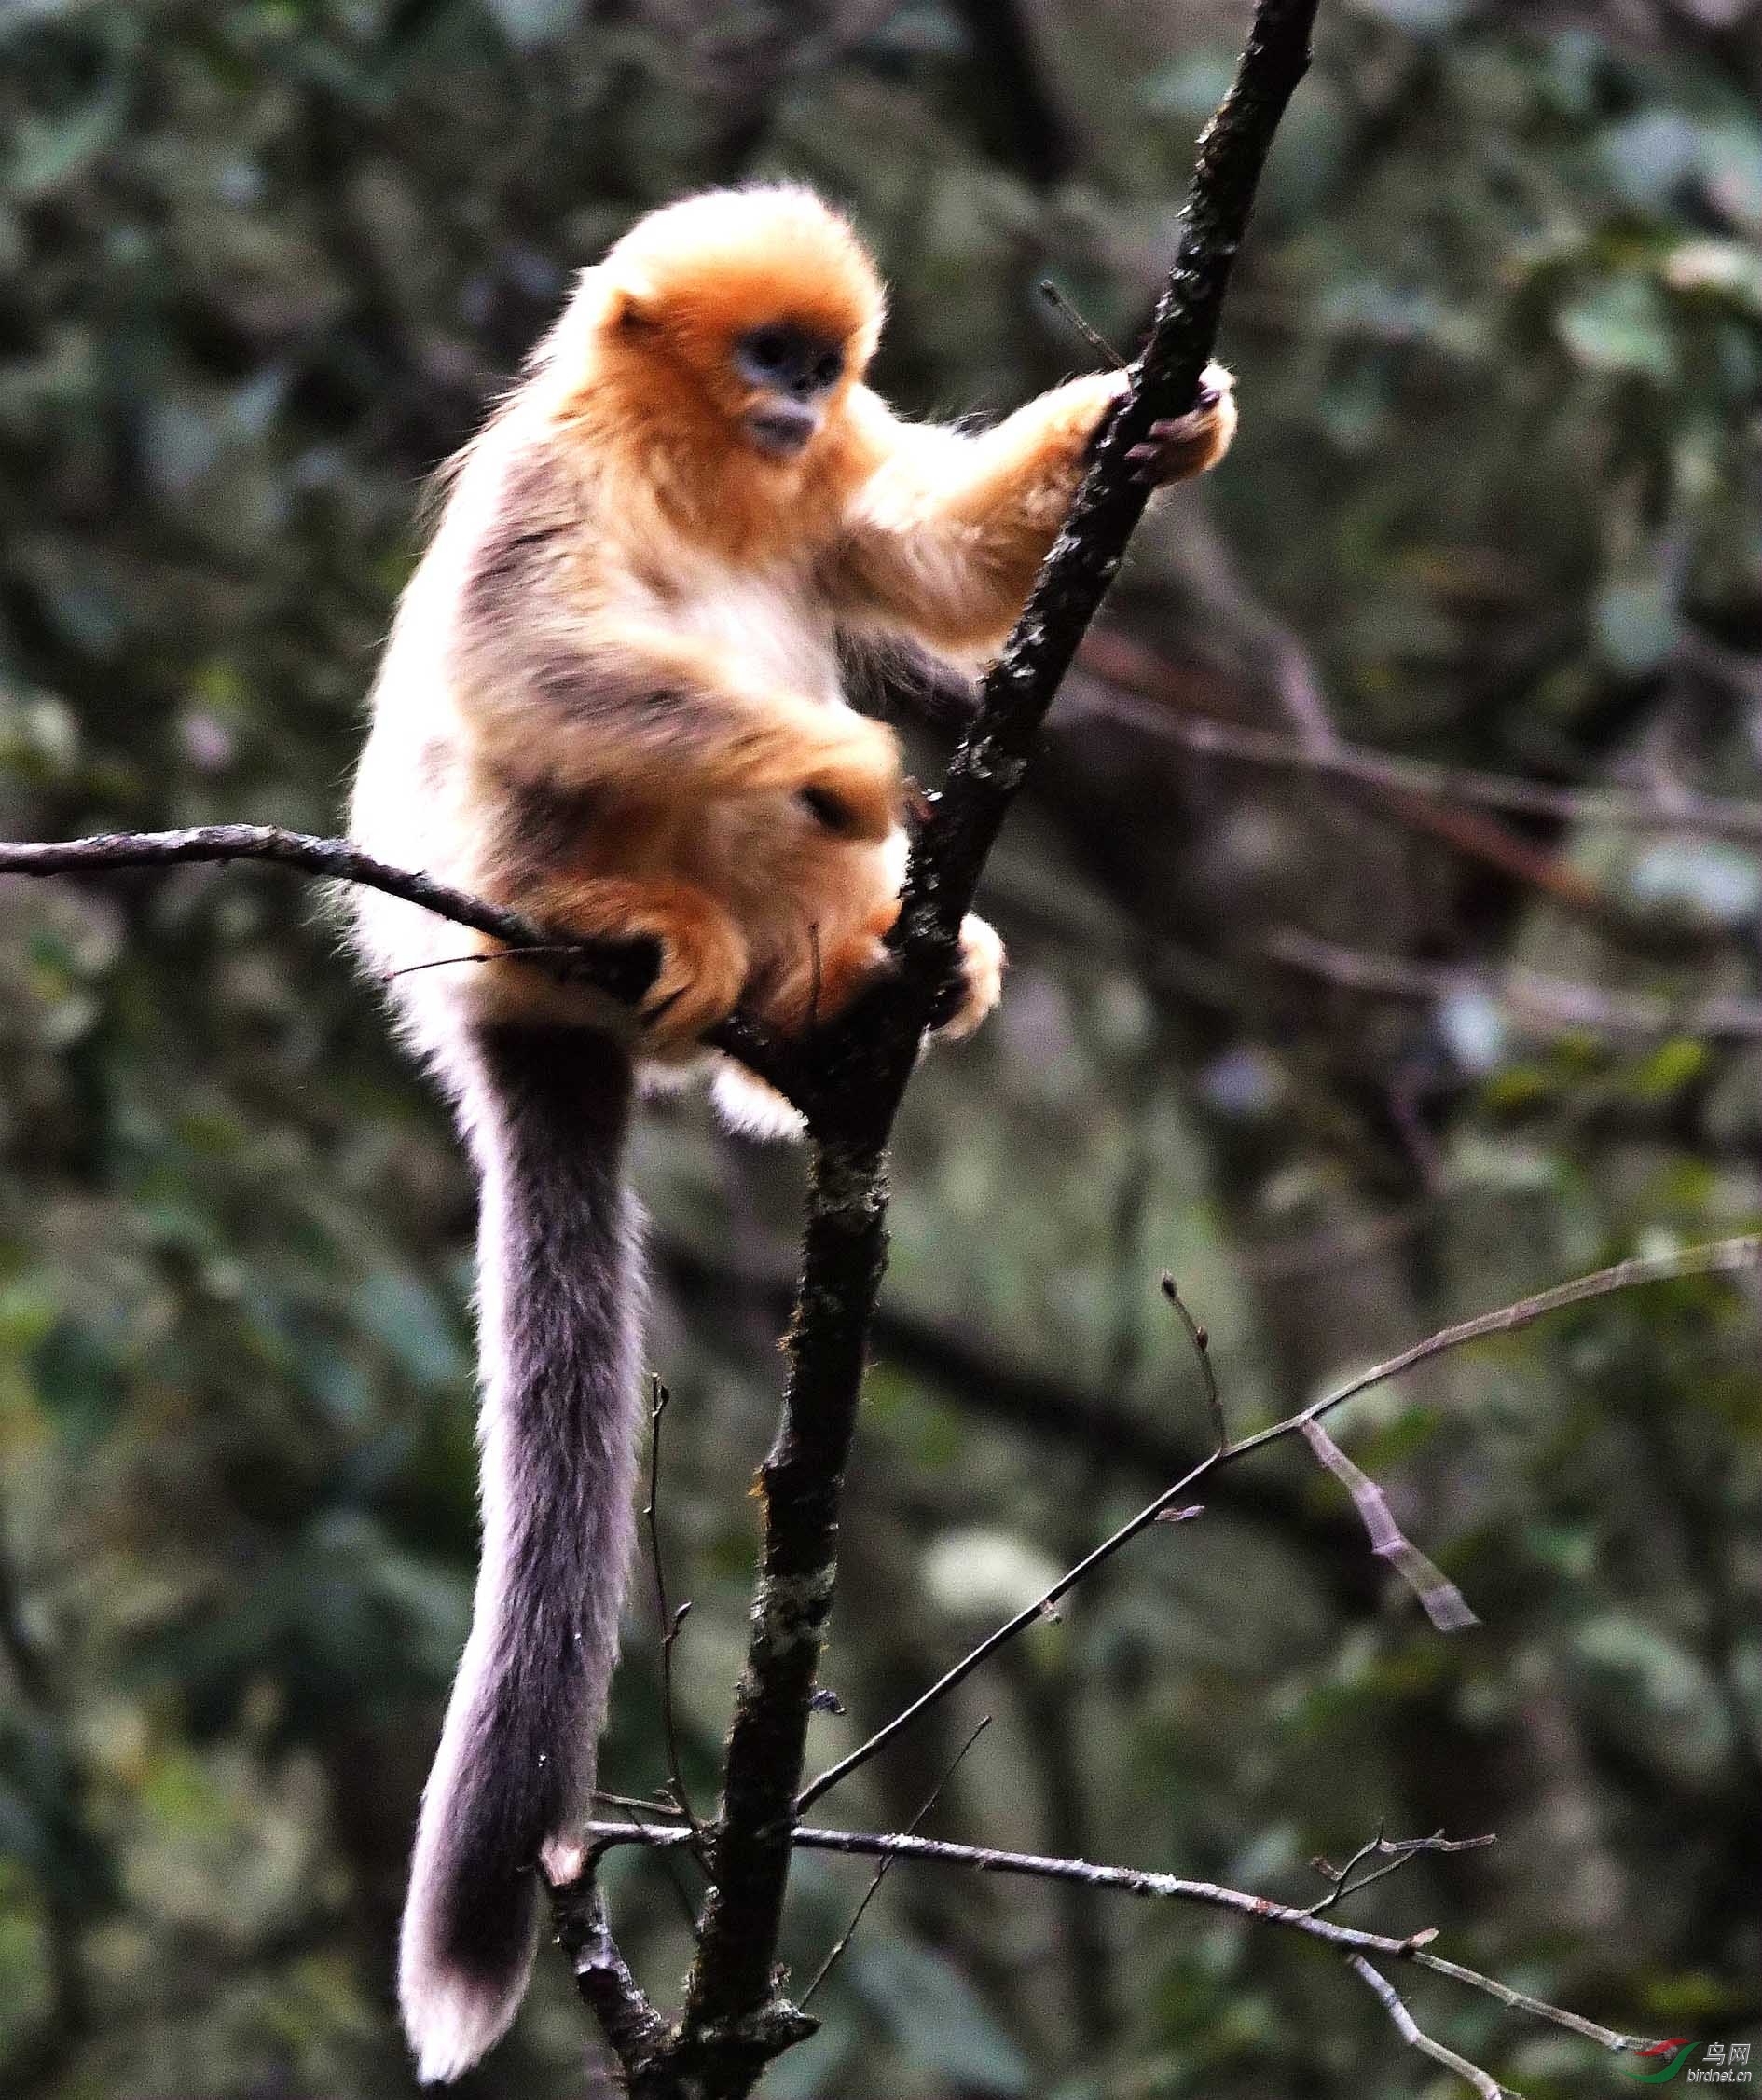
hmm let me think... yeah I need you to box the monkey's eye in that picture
[814,350,843,386]
[747,329,791,372]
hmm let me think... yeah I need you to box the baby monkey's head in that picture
[589,185,886,465]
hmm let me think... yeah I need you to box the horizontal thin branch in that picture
[0,824,556,950]
[0,824,801,1097]
[797,1235,1761,1812]
[1271,928,1762,1039]
[585,1819,1648,2058]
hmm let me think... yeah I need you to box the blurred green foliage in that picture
[0,1,1758,2095]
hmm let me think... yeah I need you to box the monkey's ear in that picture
[603,281,658,333]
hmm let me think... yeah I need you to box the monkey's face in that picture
[731,322,847,460]
[588,186,886,476]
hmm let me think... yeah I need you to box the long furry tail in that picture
[399,1023,644,2082]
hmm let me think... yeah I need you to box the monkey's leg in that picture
[937,915,1005,1040]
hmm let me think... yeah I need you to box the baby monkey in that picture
[349,183,1234,2080]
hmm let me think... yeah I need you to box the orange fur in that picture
[351,184,1237,1067]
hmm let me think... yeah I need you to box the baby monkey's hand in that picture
[1125,361,1237,486]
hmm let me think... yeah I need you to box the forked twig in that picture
[1038,278,1128,369]
[585,1816,1651,2062]
[1307,1825,1495,1917]
[1349,1955,1510,2098]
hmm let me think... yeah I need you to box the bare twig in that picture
[594,1789,692,1821]
[800,1714,992,2008]
[0,825,804,1100]
[1161,1270,1226,1451]
[652,1234,1378,1578]
[1308,1827,1496,1917]
[0,825,563,955]
[623,1792,705,1937]
[796,1236,1760,1813]
[585,1819,1650,2058]
[1348,1955,1510,2098]
[1037,278,1127,369]
[387,941,595,981]
[644,1380,703,1843]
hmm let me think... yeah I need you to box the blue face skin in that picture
[736,323,846,458]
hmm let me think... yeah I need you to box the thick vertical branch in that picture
[888,0,1320,978]
[634,3,1323,2090]
[769,0,1322,1143]
[657,1140,889,2093]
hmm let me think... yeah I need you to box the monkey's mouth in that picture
[745,405,819,459]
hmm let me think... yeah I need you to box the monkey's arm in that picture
[830,371,1234,658]
[458,613,903,842]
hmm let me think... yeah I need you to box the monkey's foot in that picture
[528,877,748,1050]
[636,892,750,1049]
[1126,362,1237,485]
[932,914,1005,1042]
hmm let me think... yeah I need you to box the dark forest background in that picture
[2,2,1759,2094]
